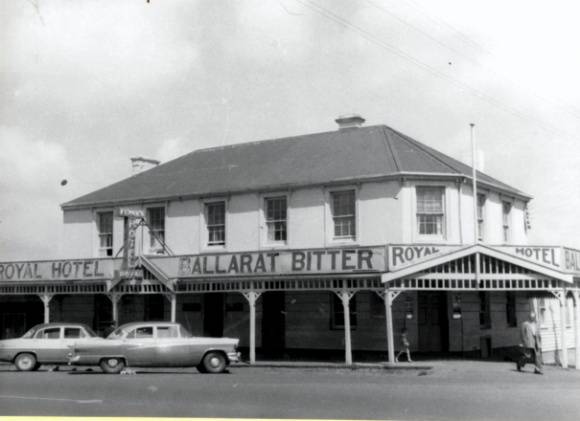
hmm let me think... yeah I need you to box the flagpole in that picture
[471,123,478,244]
[471,123,480,288]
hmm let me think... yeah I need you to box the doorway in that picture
[261,291,286,357]
[418,291,449,352]
[203,293,224,337]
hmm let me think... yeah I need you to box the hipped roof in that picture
[62,125,530,209]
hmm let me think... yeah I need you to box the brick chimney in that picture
[335,114,365,130]
[130,157,160,175]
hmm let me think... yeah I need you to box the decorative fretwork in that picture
[177,277,382,293]
[387,254,566,291]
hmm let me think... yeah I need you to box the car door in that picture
[62,327,91,362]
[33,327,63,363]
[123,326,156,366]
[154,325,191,366]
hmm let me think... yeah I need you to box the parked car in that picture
[0,323,101,371]
[68,321,240,374]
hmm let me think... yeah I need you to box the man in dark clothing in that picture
[517,311,543,374]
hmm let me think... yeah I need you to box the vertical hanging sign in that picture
[118,208,145,270]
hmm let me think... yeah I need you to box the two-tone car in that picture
[0,323,102,371]
[68,321,240,374]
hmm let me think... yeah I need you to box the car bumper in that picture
[227,351,241,363]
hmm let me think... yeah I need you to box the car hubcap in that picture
[21,358,32,369]
[209,357,220,367]
[107,359,119,367]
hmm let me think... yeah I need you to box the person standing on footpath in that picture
[517,311,543,374]
[396,327,413,362]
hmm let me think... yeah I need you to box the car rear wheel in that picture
[99,357,125,374]
[201,351,227,374]
[14,353,37,372]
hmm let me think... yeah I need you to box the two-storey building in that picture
[1,115,579,366]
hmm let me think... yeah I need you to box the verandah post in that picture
[385,290,396,364]
[340,290,353,366]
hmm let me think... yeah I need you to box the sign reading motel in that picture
[150,247,388,278]
[0,259,116,282]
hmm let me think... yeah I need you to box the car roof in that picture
[116,321,181,330]
[32,323,93,330]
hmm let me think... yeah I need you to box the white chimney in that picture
[131,157,160,175]
[335,114,365,130]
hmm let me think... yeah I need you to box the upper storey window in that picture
[147,207,165,253]
[98,211,113,257]
[331,190,356,239]
[502,201,512,242]
[265,196,287,244]
[416,186,445,236]
[477,194,486,241]
[206,201,226,246]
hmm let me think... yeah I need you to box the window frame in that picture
[329,188,357,242]
[262,194,289,246]
[502,200,512,243]
[415,186,446,239]
[97,210,114,257]
[204,199,227,248]
[146,205,166,254]
[477,193,486,241]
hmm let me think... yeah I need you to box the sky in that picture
[1,0,579,260]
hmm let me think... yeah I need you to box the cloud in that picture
[0,127,73,259]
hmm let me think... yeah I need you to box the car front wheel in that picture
[14,353,38,372]
[99,357,125,374]
[201,351,227,374]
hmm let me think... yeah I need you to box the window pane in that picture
[417,187,443,213]
[156,326,179,338]
[331,190,355,238]
[148,207,165,249]
[265,196,287,242]
[206,202,226,245]
[64,328,84,338]
[416,187,444,235]
[98,212,114,256]
[37,328,60,339]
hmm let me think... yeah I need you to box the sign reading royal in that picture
[388,245,465,271]
[0,259,116,282]
[166,247,387,278]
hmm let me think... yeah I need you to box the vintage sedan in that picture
[0,323,101,371]
[68,321,240,374]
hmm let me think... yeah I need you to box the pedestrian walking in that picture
[517,311,543,374]
[396,327,412,362]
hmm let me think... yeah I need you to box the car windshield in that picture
[107,326,131,339]
[84,326,98,337]
[21,326,39,339]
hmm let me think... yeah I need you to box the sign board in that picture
[495,246,562,271]
[387,245,466,271]
[150,246,387,278]
[563,248,580,273]
[0,259,117,282]
[118,208,145,218]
